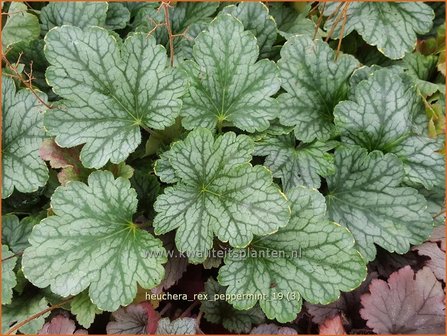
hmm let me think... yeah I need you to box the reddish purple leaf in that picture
[428,225,445,251]
[306,271,378,324]
[250,323,297,334]
[39,139,86,185]
[39,315,87,334]
[319,315,346,335]
[106,302,160,334]
[360,266,445,334]
[413,242,445,281]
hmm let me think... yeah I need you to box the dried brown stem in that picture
[324,2,346,42]
[335,2,351,60]
[2,52,53,110]
[2,251,23,262]
[6,297,73,335]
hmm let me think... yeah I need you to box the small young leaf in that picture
[360,266,445,334]
[2,245,17,305]
[218,187,366,322]
[154,128,290,263]
[200,278,265,333]
[22,171,166,311]
[323,2,434,59]
[2,2,40,48]
[180,14,280,132]
[156,317,197,335]
[413,242,445,281]
[326,146,433,261]
[2,75,48,199]
[71,291,102,329]
[44,26,184,168]
[106,302,159,334]
[277,35,359,143]
[334,69,444,189]
[39,315,87,334]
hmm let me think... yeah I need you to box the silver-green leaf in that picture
[323,2,434,59]
[22,171,167,311]
[2,75,48,199]
[154,128,290,263]
[219,187,366,322]
[277,35,359,143]
[254,131,337,190]
[43,26,184,168]
[334,69,444,189]
[2,245,17,305]
[326,146,433,261]
[180,14,280,132]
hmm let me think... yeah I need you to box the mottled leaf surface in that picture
[2,75,48,199]
[222,2,277,58]
[22,171,166,311]
[106,302,159,334]
[2,2,40,48]
[277,35,359,142]
[44,26,184,168]
[2,214,42,253]
[154,128,290,263]
[2,295,49,334]
[180,14,280,132]
[40,2,108,34]
[335,69,444,189]
[70,291,102,329]
[324,2,434,59]
[219,187,366,322]
[156,317,196,335]
[326,146,433,261]
[1,245,17,305]
[254,131,336,190]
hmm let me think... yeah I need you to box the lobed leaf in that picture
[1,75,48,199]
[277,35,359,143]
[219,187,366,322]
[154,128,290,263]
[22,171,166,311]
[180,14,280,132]
[44,26,184,168]
[326,146,433,261]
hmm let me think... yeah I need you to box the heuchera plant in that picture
[1,1,445,334]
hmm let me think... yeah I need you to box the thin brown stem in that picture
[433,210,446,219]
[6,297,73,335]
[2,251,23,262]
[335,2,351,60]
[324,2,346,42]
[179,300,200,318]
[161,0,175,66]
[313,2,326,40]
[159,302,172,316]
[2,53,53,110]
